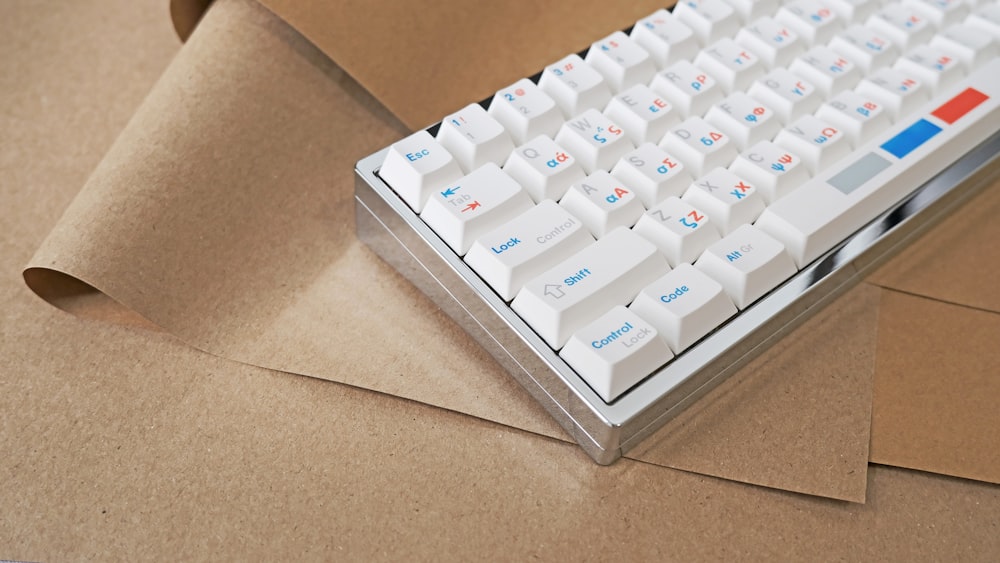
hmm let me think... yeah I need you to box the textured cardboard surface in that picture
[4,0,1000,559]
[866,175,1000,484]
[870,290,1000,484]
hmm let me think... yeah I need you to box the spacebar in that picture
[755,60,1000,269]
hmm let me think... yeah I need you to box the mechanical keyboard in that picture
[354,0,1000,464]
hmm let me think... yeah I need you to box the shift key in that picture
[511,227,670,349]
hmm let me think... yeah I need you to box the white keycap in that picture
[893,46,966,95]
[747,68,822,123]
[815,90,892,145]
[559,170,646,237]
[631,9,701,69]
[855,68,930,122]
[931,24,998,71]
[694,224,797,309]
[903,0,970,28]
[704,92,782,151]
[729,140,810,203]
[734,17,804,69]
[437,103,515,173]
[682,168,766,235]
[649,60,724,118]
[380,130,464,212]
[585,31,657,93]
[659,117,738,178]
[511,227,671,349]
[489,79,564,145]
[539,54,613,117]
[610,143,693,207]
[776,0,843,45]
[502,135,586,202]
[828,24,899,73]
[632,196,721,266]
[966,3,1000,38]
[555,109,635,173]
[774,114,853,174]
[604,84,680,145]
[755,59,1000,267]
[420,163,534,255]
[720,0,779,23]
[673,0,741,44]
[789,46,862,97]
[560,306,673,402]
[694,38,765,93]
[465,199,594,301]
[867,4,935,50]
[629,263,738,353]
[827,0,880,23]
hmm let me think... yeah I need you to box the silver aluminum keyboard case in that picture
[355,131,1000,465]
